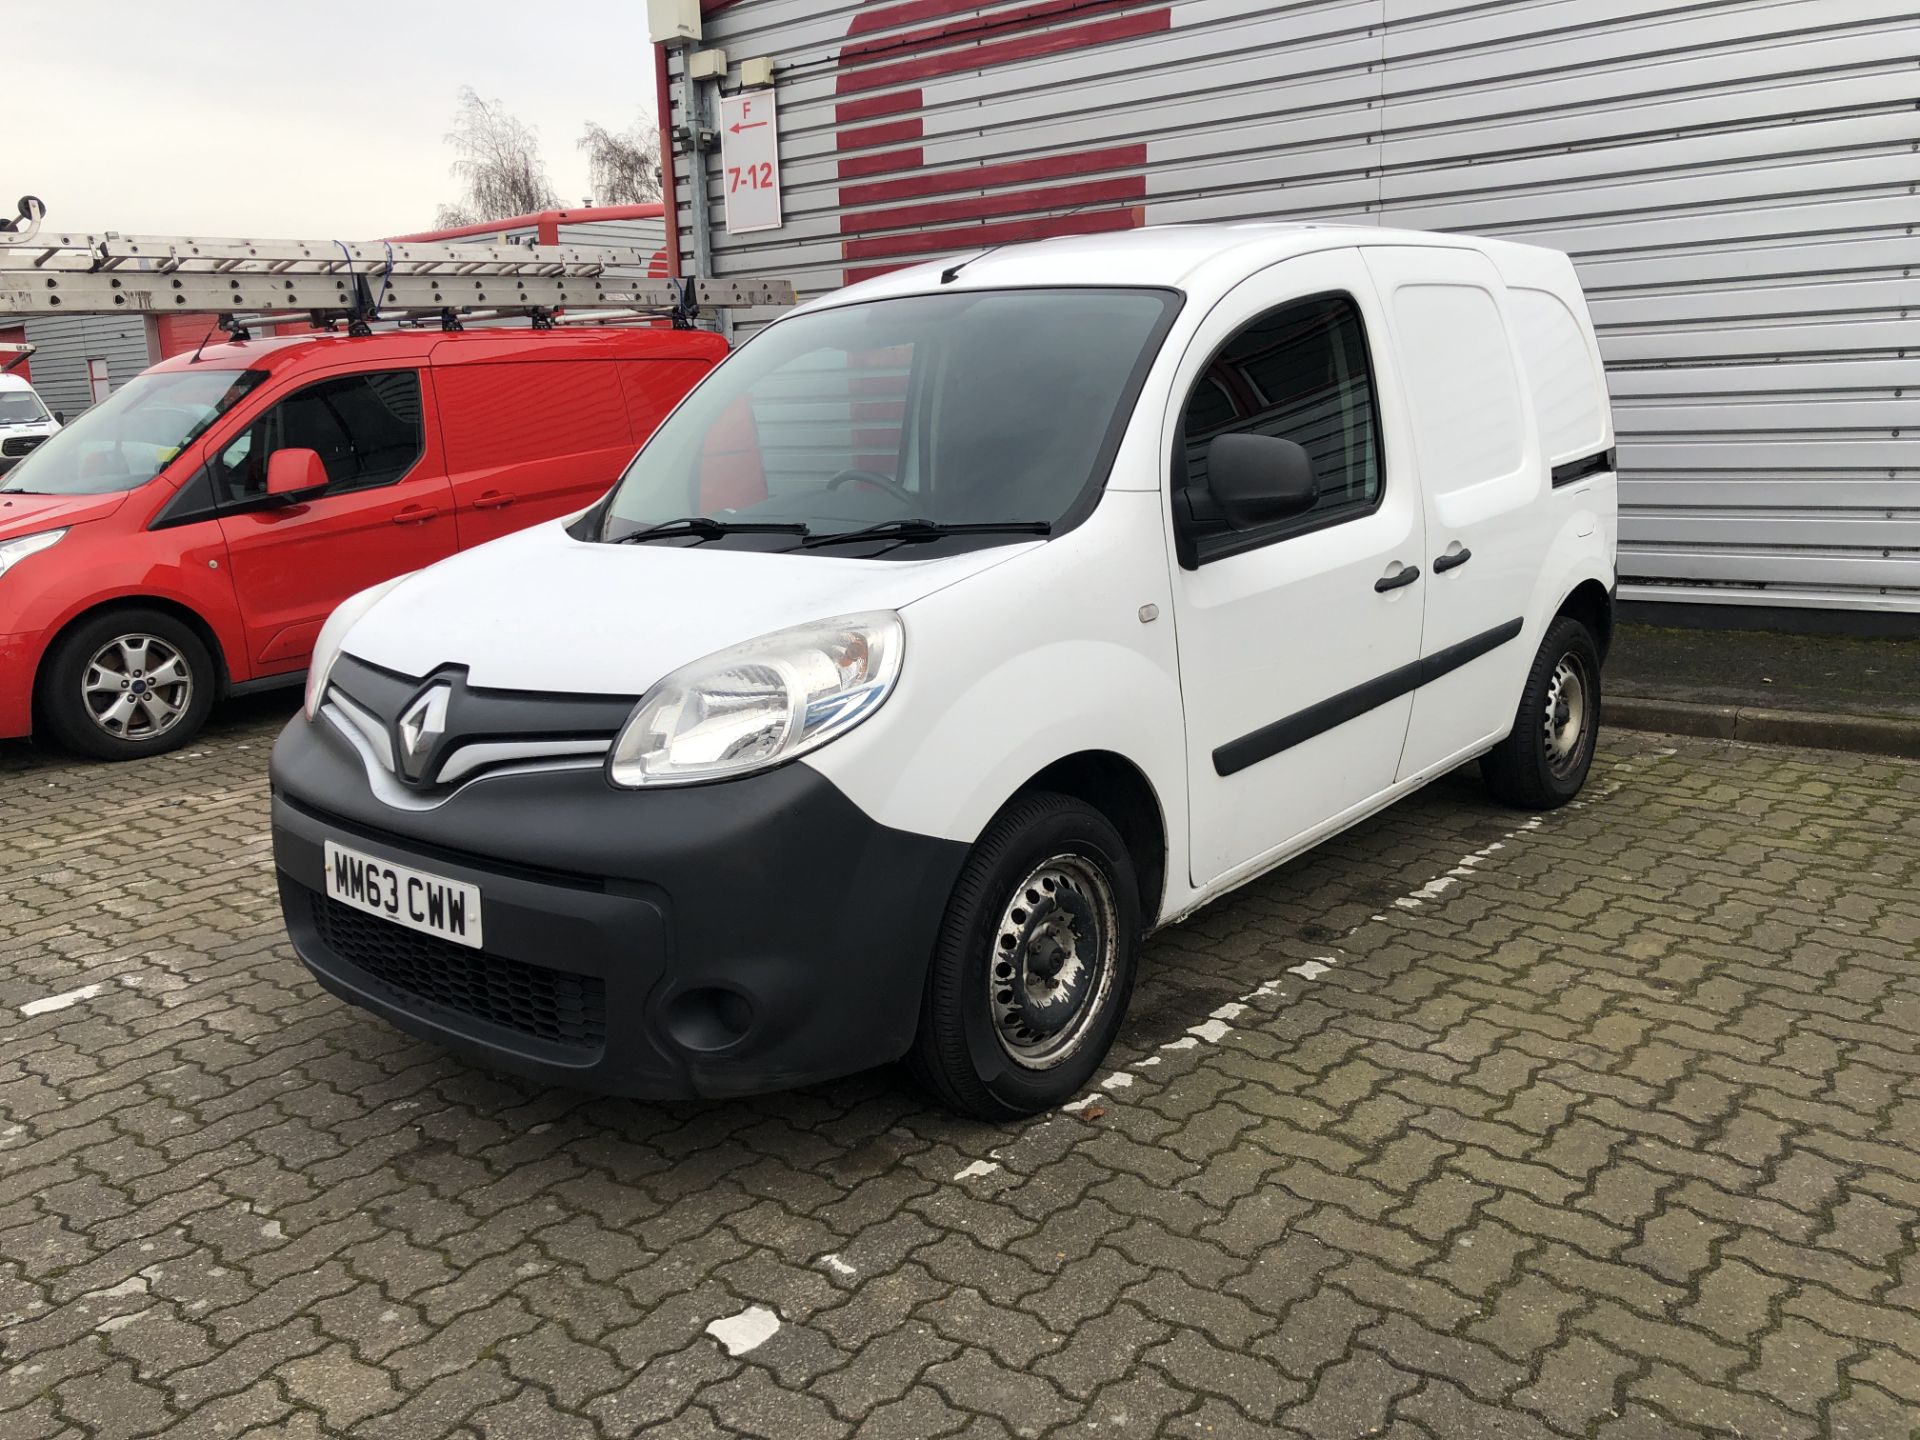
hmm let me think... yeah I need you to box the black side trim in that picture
[1552,447,1615,488]
[229,670,304,698]
[1213,617,1524,777]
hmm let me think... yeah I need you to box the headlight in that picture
[609,611,903,788]
[305,573,413,720]
[0,528,65,578]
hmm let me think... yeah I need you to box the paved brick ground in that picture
[3,700,1919,1439]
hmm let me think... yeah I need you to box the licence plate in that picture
[323,840,483,949]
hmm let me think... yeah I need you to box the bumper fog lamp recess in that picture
[664,986,756,1053]
[608,611,903,787]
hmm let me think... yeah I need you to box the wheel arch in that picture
[1013,749,1169,931]
[1555,577,1615,660]
[34,596,233,719]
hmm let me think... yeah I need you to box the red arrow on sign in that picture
[730,121,768,133]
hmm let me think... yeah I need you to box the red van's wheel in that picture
[40,609,216,761]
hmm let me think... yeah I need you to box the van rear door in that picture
[433,358,633,547]
[1362,246,1545,781]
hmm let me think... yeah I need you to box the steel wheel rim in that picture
[988,852,1118,1070]
[1542,651,1590,779]
[81,633,193,741]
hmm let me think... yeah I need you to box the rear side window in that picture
[212,371,423,503]
[1389,284,1525,491]
[1507,288,1606,465]
[1174,293,1382,560]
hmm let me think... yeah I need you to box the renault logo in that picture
[396,684,451,779]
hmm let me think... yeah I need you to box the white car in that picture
[0,372,60,475]
[271,224,1617,1118]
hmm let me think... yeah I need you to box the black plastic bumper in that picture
[270,712,968,1099]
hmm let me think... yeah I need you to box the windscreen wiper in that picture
[798,518,1052,549]
[612,516,811,544]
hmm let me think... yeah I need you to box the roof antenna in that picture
[186,318,222,364]
[939,197,1117,284]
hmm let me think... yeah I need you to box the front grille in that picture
[311,895,606,1051]
[1,435,47,458]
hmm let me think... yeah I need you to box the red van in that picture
[0,325,727,758]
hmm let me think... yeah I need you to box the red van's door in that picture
[434,359,635,548]
[212,368,457,672]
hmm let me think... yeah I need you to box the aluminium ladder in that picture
[0,200,791,333]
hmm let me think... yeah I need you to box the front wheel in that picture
[1480,615,1601,810]
[909,792,1140,1120]
[39,609,216,760]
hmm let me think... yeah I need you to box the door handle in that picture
[1433,547,1472,573]
[1375,563,1421,592]
[473,490,516,510]
[391,504,439,525]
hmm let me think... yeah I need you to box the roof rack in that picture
[1,202,790,333]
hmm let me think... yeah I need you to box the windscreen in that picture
[0,391,49,426]
[0,368,267,496]
[601,288,1179,545]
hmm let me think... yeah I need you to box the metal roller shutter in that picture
[672,0,1919,614]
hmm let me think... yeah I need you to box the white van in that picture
[0,372,60,474]
[270,224,1617,1118]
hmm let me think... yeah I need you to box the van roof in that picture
[0,373,34,392]
[145,324,728,376]
[808,222,1572,312]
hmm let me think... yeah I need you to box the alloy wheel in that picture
[81,633,194,742]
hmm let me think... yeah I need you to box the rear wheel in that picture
[1480,615,1601,809]
[40,609,216,760]
[909,791,1140,1120]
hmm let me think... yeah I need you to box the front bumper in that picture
[0,632,37,739]
[270,711,968,1100]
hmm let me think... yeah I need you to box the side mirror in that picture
[266,447,328,500]
[1205,433,1318,528]
[52,411,64,424]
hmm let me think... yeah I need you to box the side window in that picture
[211,371,423,504]
[1174,294,1380,560]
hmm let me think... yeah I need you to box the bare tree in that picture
[435,87,561,227]
[579,118,663,205]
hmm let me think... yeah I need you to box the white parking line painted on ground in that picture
[19,984,104,1017]
[707,1305,780,1355]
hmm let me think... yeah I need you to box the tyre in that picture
[40,608,216,760]
[1480,615,1601,810]
[909,791,1141,1120]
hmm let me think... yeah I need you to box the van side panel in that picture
[435,361,634,548]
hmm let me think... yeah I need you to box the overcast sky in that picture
[13,1,661,239]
